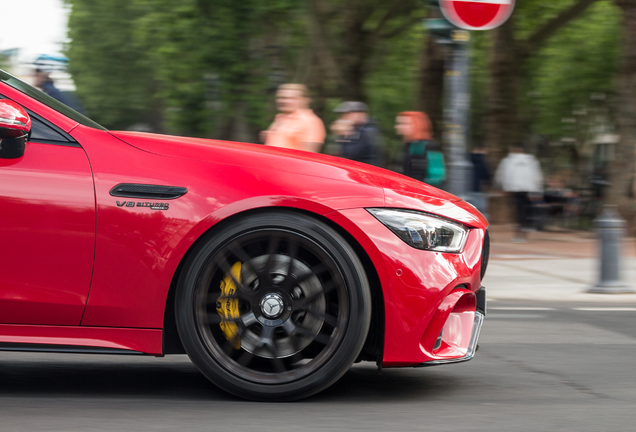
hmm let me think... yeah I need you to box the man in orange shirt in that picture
[262,84,326,153]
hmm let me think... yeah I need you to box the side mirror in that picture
[0,99,31,159]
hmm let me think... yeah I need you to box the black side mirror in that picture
[0,99,31,159]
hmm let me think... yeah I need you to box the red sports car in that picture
[0,69,488,401]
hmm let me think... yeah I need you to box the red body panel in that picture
[0,324,162,355]
[0,79,488,366]
[0,143,95,325]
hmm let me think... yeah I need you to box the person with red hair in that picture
[395,112,446,186]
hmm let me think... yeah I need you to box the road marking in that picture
[573,307,636,312]
[486,313,545,319]
[490,307,556,311]
[490,254,561,259]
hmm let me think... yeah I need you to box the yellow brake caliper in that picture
[217,261,242,349]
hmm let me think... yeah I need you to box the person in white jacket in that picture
[494,146,544,241]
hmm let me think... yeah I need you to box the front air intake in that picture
[480,229,490,280]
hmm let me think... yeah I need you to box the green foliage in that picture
[65,0,156,130]
[526,1,621,138]
[470,30,492,145]
[133,0,303,139]
[365,26,423,164]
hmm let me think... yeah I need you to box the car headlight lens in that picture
[367,208,469,253]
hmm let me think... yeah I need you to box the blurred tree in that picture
[134,0,303,139]
[607,0,636,228]
[418,33,445,140]
[365,24,423,165]
[305,0,425,101]
[483,0,600,162]
[65,0,159,130]
[527,2,620,139]
[524,2,620,187]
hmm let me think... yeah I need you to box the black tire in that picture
[175,211,372,401]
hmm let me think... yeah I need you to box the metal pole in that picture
[443,30,473,200]
[588,205,633,293]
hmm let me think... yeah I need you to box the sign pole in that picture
[429,0,515,198]
[443,30,473,199]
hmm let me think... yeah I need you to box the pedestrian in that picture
[468,143,491,219]
[33,68,70,105]
[395,111,446,186]
[494,145,544,242]
[33,68,87,114]
[262,84,326,153]
[330,101,381,166]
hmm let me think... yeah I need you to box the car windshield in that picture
[0,69,106,131]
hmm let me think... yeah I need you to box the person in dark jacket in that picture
[395,111,446,186]
[330,101,381,166]
[32,68,88,115]
[33,69,70,105]
[468,144,491,219]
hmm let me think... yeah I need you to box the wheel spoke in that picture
[286,351,306,367]
[284,239,298,277]
[227,242,260,277]
[240,311,258,327]
[280,263,327,293]
[264,235,281,283]
[281,322,306,365]
[255,325,287,372]
[206,312,242,325]
[237,349,254,367]
[294,326,331,345]
[281,319,297,335]
[292,279,336,308]
[270,355,286,373]
[307,305,338,327]
[259,325,276,348]
[222,328,244,354]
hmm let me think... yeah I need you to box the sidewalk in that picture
[483,225,636,303]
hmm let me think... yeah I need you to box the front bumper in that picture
[420,286,486,366]
[417,308,484,367]
[326,208,488,367]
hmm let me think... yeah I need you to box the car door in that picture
[0,105,95,325]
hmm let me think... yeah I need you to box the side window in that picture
[29,116,70,142]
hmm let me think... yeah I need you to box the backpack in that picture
[406,140,446,186]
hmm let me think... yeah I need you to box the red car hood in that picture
[109,131,486,228]
[110,131,456,198]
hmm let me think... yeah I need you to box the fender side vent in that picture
[110,184,188,200]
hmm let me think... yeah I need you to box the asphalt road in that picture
[1,301,635,431]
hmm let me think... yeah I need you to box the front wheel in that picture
[175,211,372,401]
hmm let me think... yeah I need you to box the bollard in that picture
[588,205,634,293]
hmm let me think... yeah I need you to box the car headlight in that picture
[367,208,469,253]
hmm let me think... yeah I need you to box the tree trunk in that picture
[342,18,368,101]
[418,33,445,140]
[484,18,523,164]
[608,0,636,229]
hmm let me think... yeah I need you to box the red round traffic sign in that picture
[440,0,515,31]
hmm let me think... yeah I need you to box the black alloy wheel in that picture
[175,211,372,401]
